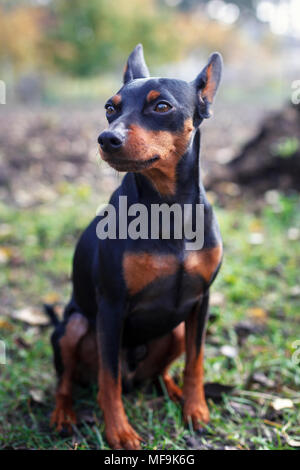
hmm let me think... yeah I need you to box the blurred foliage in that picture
[46,0,181,76]
[272,137,300,159]
[0,4,45,73]
[0,0,257,78]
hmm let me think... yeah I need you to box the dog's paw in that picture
[106,421,143,450]
[183,400,210,430]
[163,374,183,403]
[50,395,77,434]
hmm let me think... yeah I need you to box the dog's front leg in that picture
[183,291,210,430]
[96,298,142,450]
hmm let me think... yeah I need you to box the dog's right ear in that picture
[123,44,150,84]
[193,52,223,120]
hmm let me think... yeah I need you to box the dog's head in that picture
[98,44,222,173]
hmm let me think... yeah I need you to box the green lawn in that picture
[0,185,299,450]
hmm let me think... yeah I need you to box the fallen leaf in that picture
[289,285,300,297]
[29,389,45,404]
[248,232,264,245]
[0,318,14,331]
[247,307,268,324]
[220,345,238,358]
[42,292,61,304]
[249,220,263,232]
[210,291,225,307]
[12,307,49,326]
[271,398,294,411]
[282,430,300,448]
[0,247,12,264]
[287,227,300,241]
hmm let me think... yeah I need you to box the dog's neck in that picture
[134,128,202,206]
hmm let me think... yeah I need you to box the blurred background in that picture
[0,0,300,204]
[0,0,300,450]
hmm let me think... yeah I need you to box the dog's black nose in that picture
[98,131,124,153]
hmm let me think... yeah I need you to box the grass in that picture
[0,185,300,450]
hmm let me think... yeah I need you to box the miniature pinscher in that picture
[49,44,223,450]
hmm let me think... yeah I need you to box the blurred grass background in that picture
[0,0,300,450]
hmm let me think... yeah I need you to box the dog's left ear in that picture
[193,52,223,120]
[123,44,150,84]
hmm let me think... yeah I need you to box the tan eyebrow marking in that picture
[112,94,122,105]
[146,90,161,102]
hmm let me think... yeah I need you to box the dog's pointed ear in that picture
[123,44,150,84]
[193,52,223,120]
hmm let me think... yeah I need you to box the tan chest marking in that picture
[123,252,179,295]
[184,245,223,283]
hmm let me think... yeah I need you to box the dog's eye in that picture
[154,102,172,113]
[105,104,116,116]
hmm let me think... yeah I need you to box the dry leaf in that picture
[0,318,14,331]
[220,345,238,358]
[272,398,294,411]
[29,389,45,404]
[12,307,49,326]
[248,232,264,245]
[210,291,225,307]
[42,292,60,304]
[0,247,12,264]
[248,307,268,323]
[282,430,300,448]
[289,285,300,297]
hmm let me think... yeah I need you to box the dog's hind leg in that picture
[51,312,89,433]
[133,322,185,402]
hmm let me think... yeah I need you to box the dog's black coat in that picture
[49,44,223,449]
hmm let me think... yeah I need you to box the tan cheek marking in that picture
[122,119,193,195]
[146,90,161,102]
[184,244,223,283]
[112,94,122,105]
[142,119,193,195]
[123,252,179,295]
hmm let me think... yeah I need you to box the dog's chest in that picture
[122,246,222,345]
[123,246,222,297]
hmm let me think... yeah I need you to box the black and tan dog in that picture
[49,44,223,450]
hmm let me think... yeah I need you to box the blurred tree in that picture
[46,0,181,76]
[0,4,44,74]
[0,0,273,80]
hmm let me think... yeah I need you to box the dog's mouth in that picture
[102,154,160,172]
